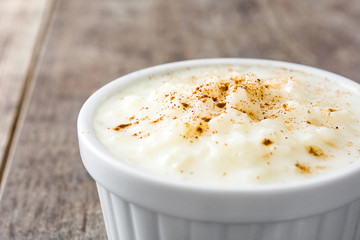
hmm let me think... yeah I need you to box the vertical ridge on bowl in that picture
[96,184,121,240]
[111,188,135,240]
[356,222,360,239]
[157,212,191,240]
[259,221,294,240]
[130,202,160,240]
[189,220,227,240]
[342,199,360,240]
[290,215,321,239]
[317,205,347,239]
[226,223,262,239]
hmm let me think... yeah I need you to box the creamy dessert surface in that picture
[93,65,360,186]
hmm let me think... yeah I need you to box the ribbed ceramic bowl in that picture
[78,59,360,240]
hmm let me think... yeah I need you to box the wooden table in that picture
[0,0,359,239]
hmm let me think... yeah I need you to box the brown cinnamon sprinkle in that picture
[113,123,132,131]
[295,162,311,174]
[306,145,325,157]
[181,102,189,108]
[196,127,203,134]
[218,82,229,92]
[316,165,326,170]
[262,138,273,146]
[216,102,226,108]
[201,117,211,122]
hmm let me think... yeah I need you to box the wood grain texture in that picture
[0,0,51,180]
[0,0,359,239]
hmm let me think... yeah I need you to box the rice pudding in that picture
[93,65,360,186]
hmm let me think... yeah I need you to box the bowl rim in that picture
[77,58,360,222]
[78,58,360,193]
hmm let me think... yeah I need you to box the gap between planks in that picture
[0,0,58,198]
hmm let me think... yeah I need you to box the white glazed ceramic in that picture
[78,59,360,240]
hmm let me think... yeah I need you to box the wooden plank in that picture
[0,0,359,238]
[0,0,51,181]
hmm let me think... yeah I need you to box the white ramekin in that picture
[78,59,360,240]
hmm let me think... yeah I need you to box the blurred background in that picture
[0,0,359,238]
